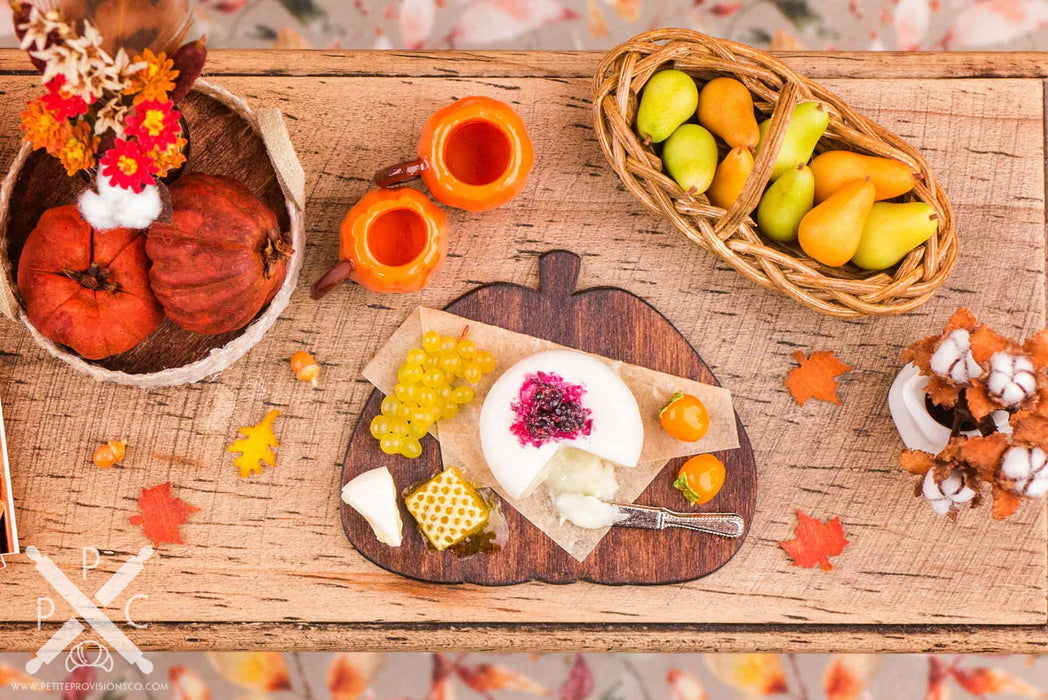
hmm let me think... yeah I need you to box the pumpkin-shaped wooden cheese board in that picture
[341,251,757,585]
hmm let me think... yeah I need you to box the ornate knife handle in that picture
[662,511,745,538]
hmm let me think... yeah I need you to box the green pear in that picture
[851,201,939,270]
[662,124,718,194]
[756,164,814,242]
[636,70,699,144]
[758,102,829,179]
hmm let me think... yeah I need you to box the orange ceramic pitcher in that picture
[375,96,534,212]
[310,188,449,298]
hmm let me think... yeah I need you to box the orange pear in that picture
[798,178,876,267]
[707,147,755,210]
[811,151,916,202]
[697,77,760,150]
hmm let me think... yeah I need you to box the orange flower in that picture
[20,98,63,151]
[52,121,98,176]
[124,49,179,104]
[148,136,188,178]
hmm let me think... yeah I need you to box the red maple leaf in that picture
[779,510,849,571]
[129,482,199,547]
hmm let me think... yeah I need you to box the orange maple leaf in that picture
[785,350,851,406]
[129,482,199,547]
[779,510,849,571]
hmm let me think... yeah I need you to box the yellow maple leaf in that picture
[227,409,280,478]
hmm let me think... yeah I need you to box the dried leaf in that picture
[128,482,198,547]
[228,409,281,478]
[668,668,708,700]
[965,383,998,421]
[704,654,788,695]
[327,653,383,700]
[947,433,1008,484]
[779,510,849,571]
[1012,412,1048,446]
[992,483,1022,521]
[969,324,1015,365]
[900,450,935,476]
[785,350,851,406]
[925,657,951,700]
[559,655,594,700]
[206,652,292,693]
[457,664,549,696]
[952,666,1046,697]
[170,665,210,700]
[1024,329,1048,367]
[824,654,880,700]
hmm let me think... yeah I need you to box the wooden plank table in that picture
[0,50,1046,654]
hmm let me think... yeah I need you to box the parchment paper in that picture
[362,307,740,562]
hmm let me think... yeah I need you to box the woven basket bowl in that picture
[0,80,306,387]
[592,29,958,318]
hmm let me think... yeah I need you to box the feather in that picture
[33,0,194,57]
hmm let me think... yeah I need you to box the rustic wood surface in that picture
[5,91,289,373]
[341,251,757,585]
[0,50,1045,653]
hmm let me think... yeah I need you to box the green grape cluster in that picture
[371,330,497,458]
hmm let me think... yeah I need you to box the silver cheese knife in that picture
[611,503,745,538]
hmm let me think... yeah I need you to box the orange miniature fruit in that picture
[659,392,710,442]
[93,440,127,469]
[674,454,725,505]
[290,350,320,387]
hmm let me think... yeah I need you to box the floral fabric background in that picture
[1,1,1047,697]
[2,651,1048,698]
[0,0,1046,51]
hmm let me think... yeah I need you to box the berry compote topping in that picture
[509,371,593,448]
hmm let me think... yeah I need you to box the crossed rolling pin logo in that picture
[25,545,154,674]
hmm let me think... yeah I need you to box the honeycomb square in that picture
[405,466,489,551]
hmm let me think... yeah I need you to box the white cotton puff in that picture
[78,173,161,231]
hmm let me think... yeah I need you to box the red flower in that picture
[100,138,158,193]
[124,99,181,150]
[41,76,91,121]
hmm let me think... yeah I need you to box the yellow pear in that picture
[798,178,875,267]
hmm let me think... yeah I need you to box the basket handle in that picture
[713,81,801,240]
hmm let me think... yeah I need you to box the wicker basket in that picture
[592,29,958,318]
[0,80,306,387]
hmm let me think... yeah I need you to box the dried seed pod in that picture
[1001,445,1048,497]
[986,352,1036,407]
[922,467,976,516]
[290,350,319,388]
[929,329,981,385]
[93,440,127,469]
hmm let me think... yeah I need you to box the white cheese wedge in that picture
[479,350,644,500]
[340,466,403,547]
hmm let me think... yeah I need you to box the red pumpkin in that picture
[17,205,164,360]
[146,174,292,335]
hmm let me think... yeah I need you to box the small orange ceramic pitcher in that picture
[375,96,534,212]
[310,188,449,298]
